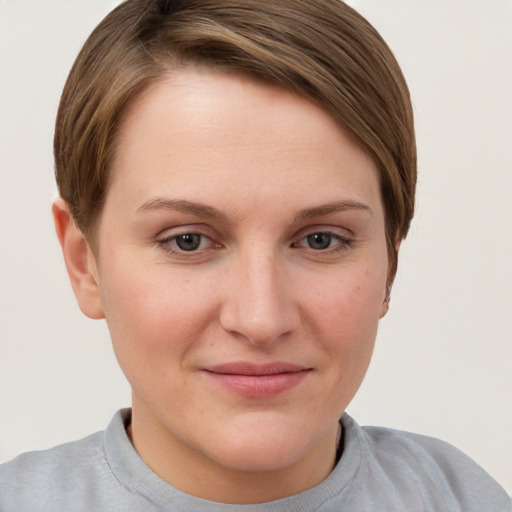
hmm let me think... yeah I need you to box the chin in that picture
[202,416,327,473]
[211,440,305,473]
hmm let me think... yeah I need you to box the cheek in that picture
[301,263,385,377]
[305,263,386,332]
[286,265,384,420]
[98,258,218,366]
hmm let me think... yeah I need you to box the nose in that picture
[219,249,300,346]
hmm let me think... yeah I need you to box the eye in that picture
[174,233,203,251]
[293,231,353,252]
[305,233,334,250]
[157,231,218,255]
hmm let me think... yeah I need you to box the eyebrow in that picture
[137,198,228,220]
[294,200,373,221]
[137,197,372,222]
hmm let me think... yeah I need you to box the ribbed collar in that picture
[103,409,362,511]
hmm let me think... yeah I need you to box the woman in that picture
[1,0,509,510]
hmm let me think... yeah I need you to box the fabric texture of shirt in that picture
[0,409,510,511]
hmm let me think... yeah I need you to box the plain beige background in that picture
[1,0,511,492]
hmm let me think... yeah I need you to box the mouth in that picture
[202,362,312,398]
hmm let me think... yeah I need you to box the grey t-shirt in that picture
[0,409,510,511]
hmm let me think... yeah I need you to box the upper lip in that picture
[204,362,311,376]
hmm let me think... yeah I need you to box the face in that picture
[83,69,389,499]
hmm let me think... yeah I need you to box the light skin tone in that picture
[54,68,391,504]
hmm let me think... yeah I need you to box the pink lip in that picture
[202,362,311,398]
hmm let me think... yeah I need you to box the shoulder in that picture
[0,428,105,477]
[0,409,158,512]
[342,415,511,511]
[0,430,107,511]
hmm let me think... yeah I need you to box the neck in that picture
[127,403,341,504]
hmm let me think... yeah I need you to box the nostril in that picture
[219,295,299,346]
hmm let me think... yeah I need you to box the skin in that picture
[54,68,390,504]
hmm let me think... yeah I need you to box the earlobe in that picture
[379,291,390,319]
[379,278,393,319]
[52,198,105,320]
[380,240,400,319]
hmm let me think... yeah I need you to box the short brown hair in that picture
[54,0,416,280]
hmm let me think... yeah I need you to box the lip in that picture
[202,362,312,398]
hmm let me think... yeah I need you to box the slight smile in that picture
[203,363,313,398]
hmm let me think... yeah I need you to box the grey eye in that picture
[306,233,333,250]
[175,233,202,251]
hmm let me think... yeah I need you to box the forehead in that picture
[118,68,350,146]
[108,67,381,215]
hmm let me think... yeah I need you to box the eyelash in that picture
[155,229,354,257]
[292,231,354,253]
[156,231,218,256]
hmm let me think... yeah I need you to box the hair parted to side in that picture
[54,0,416,281]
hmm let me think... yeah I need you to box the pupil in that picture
[308,233,331,249]
[176,234,201,251]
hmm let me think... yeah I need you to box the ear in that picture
[380,239,401,319]
[379,289,390,319]
[52,198,105,319]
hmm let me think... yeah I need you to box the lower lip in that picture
[204,371,309,398]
